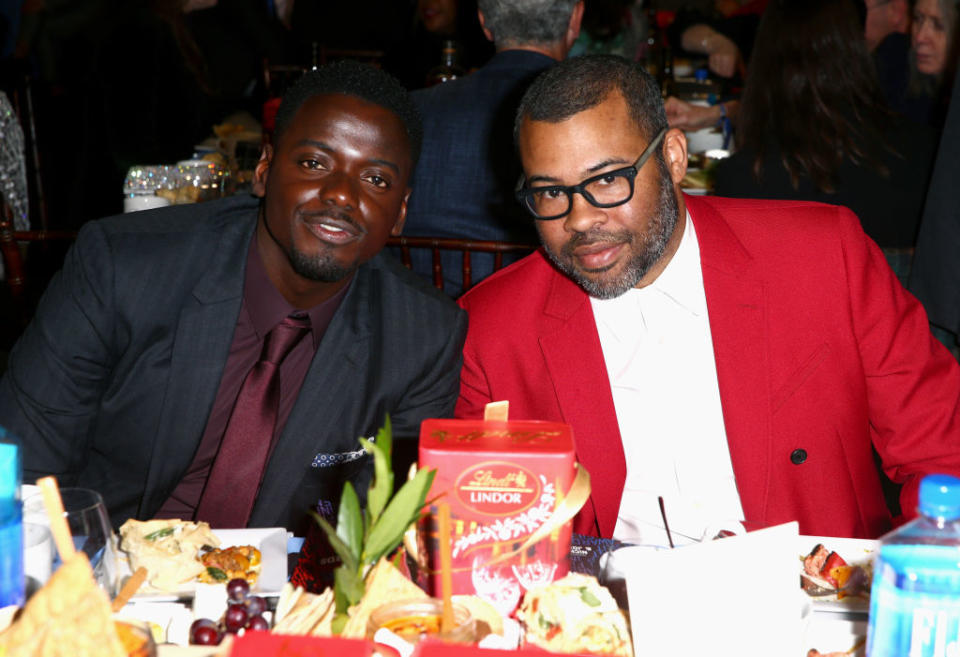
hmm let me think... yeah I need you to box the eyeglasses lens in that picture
[528,172,632,218]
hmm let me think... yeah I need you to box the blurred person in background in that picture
[712,0,936,284]
[383,0,494,89]
[859,0,913,113]
[666,0,766,79]
[400,0,583,295]
[897,0,960,127]
[910,62,960,358]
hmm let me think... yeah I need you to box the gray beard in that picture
[541,160,679,300]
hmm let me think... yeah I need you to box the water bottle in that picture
[0,427,23,607]
[867,474,960,657]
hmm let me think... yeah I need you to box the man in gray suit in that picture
[401,0,584,296]
[0,61,467,534]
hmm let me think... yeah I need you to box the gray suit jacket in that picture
[0,196,467,532]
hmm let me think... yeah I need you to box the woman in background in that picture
[712,0,936,282]
[898,0,960,127]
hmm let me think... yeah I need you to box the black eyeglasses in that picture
[515,127,668,221]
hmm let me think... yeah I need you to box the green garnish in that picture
[144,527,175,541]
[579,587,602,607]
[539,615,554,630]
[313,415,436,634]
[206,567,228,581]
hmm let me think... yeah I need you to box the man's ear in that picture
[477,10,494,43]
[566,1,585,49]
[391,188,411,236]
[663,128,688,186]
[252,144,274,198]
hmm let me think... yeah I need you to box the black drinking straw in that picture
[658,495,675,548]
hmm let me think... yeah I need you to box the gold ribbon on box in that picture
[480,462,591,568]
[409,463,592,573]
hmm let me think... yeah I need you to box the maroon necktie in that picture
[195,314,311,527]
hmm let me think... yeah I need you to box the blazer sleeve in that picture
[388,305,468,442]
[0,221,118,481]
[839,206,960,517]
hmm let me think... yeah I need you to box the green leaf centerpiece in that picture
[313,415,436,634]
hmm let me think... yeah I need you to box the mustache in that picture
[561,229,632,255]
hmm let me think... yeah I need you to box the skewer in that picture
[658,496,675,549]
[111,567,148,612]
[437,501,455,634]
[36,476,76,561]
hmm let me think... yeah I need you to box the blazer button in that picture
[790,449,807,465]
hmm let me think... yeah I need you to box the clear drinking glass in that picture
[23,488,119,595]
[22,522,52,599]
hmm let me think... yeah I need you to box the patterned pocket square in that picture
[311,437,375,468]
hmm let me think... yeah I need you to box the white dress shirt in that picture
[590,212,744,546]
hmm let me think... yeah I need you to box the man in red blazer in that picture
[455,54,960,540]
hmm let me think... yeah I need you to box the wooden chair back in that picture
[387,236,536,296]
[6,73,49,230]
[0,202,77,327]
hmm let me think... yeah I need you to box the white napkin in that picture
[615,521,801,656]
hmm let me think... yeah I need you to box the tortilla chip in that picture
[272,587,335,636]
[340,558,428,639]
[0,553,125,657]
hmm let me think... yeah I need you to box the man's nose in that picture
[562,191,607,234]
[321,171,358,208]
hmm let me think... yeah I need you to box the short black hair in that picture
[515,54,667,146]
[274,60,423,167]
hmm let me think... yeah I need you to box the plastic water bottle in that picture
[867,474,960,657]
[0,427,23,607]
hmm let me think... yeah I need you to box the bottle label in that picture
[869,559,960,657]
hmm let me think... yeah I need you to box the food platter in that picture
[799,535,878,614]
[119,528,288,601]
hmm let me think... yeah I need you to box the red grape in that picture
[247,615,270,632]
[189,620,221,646]
[245,595,267,617]
[224,602,249,633]
[226,578,250,602]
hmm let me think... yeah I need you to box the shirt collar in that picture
[243,234,353,348]
[649,209,707,317]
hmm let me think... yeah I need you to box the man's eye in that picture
[535,188,564,200]
[366,174,390,189]
[299,159,324,170]
[598,174,618,185]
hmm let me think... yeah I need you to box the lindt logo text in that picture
[455,462,540,516]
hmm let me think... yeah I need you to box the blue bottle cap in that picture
[695,68,709,82]
[919,474,960,520]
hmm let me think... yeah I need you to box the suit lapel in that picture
[686,196,771,525]
[538,269,626,537]
[139,218,253,517]
[250,267,371,525]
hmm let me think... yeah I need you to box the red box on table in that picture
[417,418,576,614]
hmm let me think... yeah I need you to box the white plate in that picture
[120,527,288,601]
[799,535,878,614]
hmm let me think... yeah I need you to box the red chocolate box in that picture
[418,418,578,615]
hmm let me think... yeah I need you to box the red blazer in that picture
[456,195,960,539]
